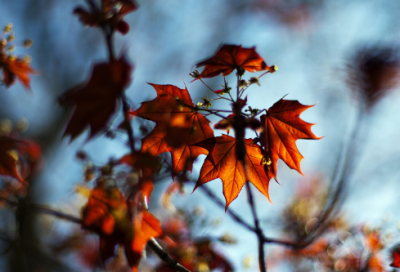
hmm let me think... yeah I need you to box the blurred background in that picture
[2,0,400,271]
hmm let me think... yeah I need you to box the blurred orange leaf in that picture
[0,136,41,184]
[74,0,138,34]
[1,57,37,89]
[195,44,273,79]
[126,210,163,272]
[59,57,132,141]
[390,247,400,268]
[81,183,162,271]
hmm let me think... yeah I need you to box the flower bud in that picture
[23,39,33,48]
[3,23,12,33]
[6,34,15,42]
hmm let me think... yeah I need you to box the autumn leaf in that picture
[0,136,41,184]
[390,246,400,267]
[59,57,132,141]
[195,44,274,79]
[260,99,321,177]
[1,57,37,89]
[364,230,383,252]
[118,151,161,175]
[74,0,138,35]
[131,84,214,176]
[0,34,37,89]
[81,182,162,271]
[125,210,163,272]
[192,135,274,210]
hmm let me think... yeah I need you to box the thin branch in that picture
[245,182,266,272]
[199,78,216,93]
[196,183,255,233]
[121,93,136,152]
[0,196,82,224]
[191,181,320,250]
[148,238,191,272]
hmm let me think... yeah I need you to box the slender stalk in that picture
[245,182,267,272]
[121,93,136,152]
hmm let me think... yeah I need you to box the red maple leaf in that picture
[74,0,138,34]
[0,136,41,184]
[260,99,321,177]
[126,210,163,272]
[81,182,162,271]
[0,55,37,89]
[195,44,275,79]
[192,135,274,209]
[131,84,214,176]
[59,57,132,141]
[390,246,400,267]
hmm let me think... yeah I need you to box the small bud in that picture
[76,150,88,161]
[0,39,7,47]
[201,97,212,108]
[197,262,210,272]
[246,106,259,116]
[22,55,31,63]
[197,102,203,107]
[0,119,12,135]
[84,162,95,182]
[7,55,16,61]
[270,65,278,73]
[23,39,33,48]
[236,67,245,77]
[100,165,113,176]
[211,217,221,226]
[16,118,29,132]
[7,45,15,52]
[6,34,15,42]
[249,77,260,86]
[243,255,253,269]
[238,79,248,88]
[3,23,12,33]
[189,70,200,78]
[192,205,204,216]
[262,156,272,165]
[219,233,237,244]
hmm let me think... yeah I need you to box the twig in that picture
[0,196,82,224]
[148,238,191,272]
[191,181,320,250]
[196,183,255,232]
[245,182,267,272]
